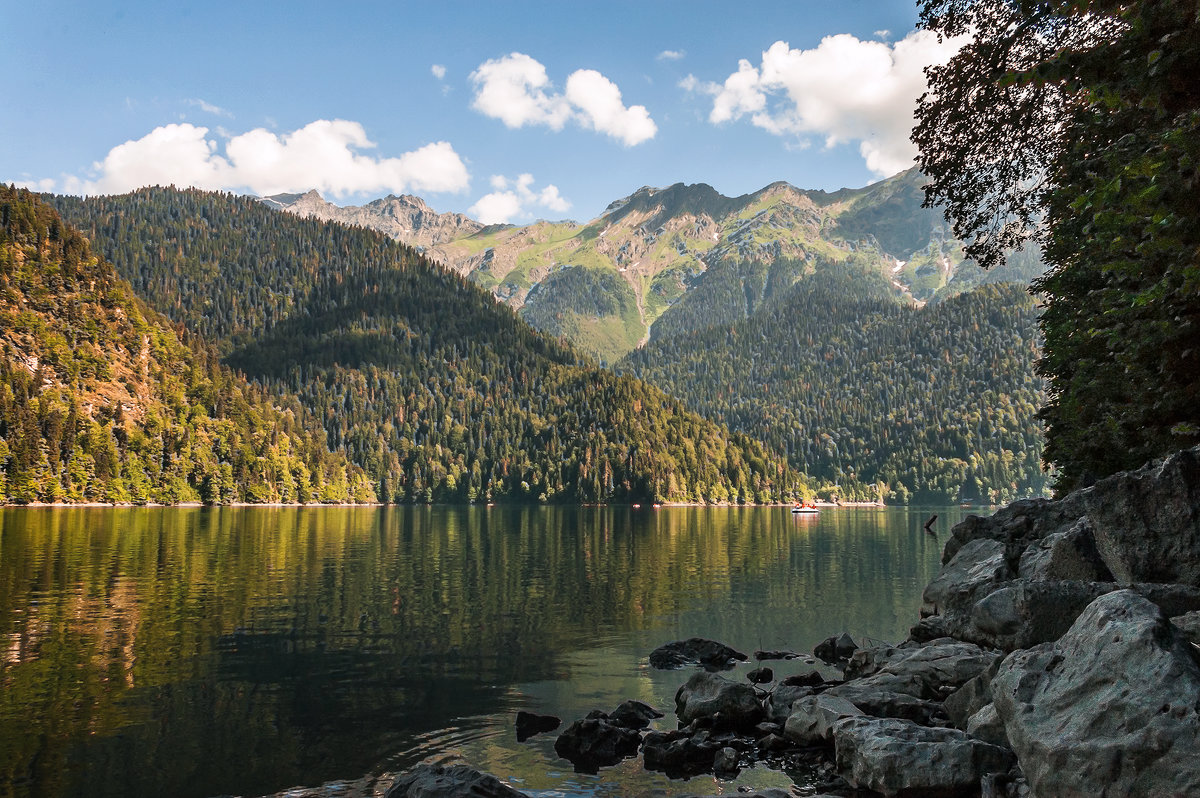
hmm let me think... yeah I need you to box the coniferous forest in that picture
[0,186,373,504]
[621,261,1048,504]
[42,188,799,504]
[0,182,1057,506]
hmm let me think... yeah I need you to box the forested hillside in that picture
[0,186,372,504]
[53,188,800,504]
[620,262,1049,504]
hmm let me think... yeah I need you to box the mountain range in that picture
[262,168,1046,363]
[2,165,1053,506]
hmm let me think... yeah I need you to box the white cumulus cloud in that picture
[469,173,570,224]
[431,64,446,80]
[657,49,686,61]
[46,120,471,199]
[693,29,966,177]
[470,53,656,146]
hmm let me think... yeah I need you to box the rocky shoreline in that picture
[385,445,1200,797]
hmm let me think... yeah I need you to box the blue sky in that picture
[4,1,960,223]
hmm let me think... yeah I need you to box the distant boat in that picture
[791,503,819,514]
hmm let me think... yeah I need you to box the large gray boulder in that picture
[924,538,1015,614]
[832,716,1014,796]
[784,694,863,745]
[674,671,763,729]
[845,640,998,694]
[1017,517,1113,582]
[992,590,1200,797]
[944,445,1200,587]
[385,764,530,798]
[1081,446,1200,585]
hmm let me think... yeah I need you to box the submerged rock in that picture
[992,590,1200,797]
[385,764,530,798]
[649,638,748,670]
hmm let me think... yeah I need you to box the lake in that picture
[0,505,971,797]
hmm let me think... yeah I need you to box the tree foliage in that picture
[52,188,800,504]
[621,260,1049,505]
[0,186,372,504]
[915,0,1200,490]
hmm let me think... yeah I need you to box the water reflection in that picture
[0,506,966,797]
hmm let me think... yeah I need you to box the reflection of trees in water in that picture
[0,506,955,798]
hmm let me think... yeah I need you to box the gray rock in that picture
[784,694,863,745]
[385,764,530,798]
[943,498,1077,567]
[649,638,748,670]
[712,746,740,774]
[1170,609,1200,645]
[1081,445,1200,585]
[1017,518,1113,582]
[965,703,1009,749]
[642,728,723,776]
[553,718,641,772]
[746,666,773,684]
[833,716,1014,796]
[845,640,998,695]
[813,632,857,663]
[923,538,1014,619]
[763,683,814,723]
[607,699,662,730]
[969,579,1114,650]
[944,658,1001,730]
[992,590,1200,797]
[823,681,943,725]
[674,671,763,729]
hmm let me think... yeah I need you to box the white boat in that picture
[791,504,819,514]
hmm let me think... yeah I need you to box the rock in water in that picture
[385,764,530,798]
[553,718,641,773]
[832,716,1014,796]
[992,590,1200,797]
[607,699,663,730]
[649,638,748,670]
[813,632,857,664]
[674,671,763,729]
[746,666,773,684]
[515,710,560,742]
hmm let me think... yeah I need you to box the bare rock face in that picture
[992,590,1200,797]
[832,716,1014,796]
[385,764,530,798]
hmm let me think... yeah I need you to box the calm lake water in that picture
[0,505,973,797]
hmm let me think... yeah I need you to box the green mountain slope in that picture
[53,188,800,504]
[0,186,371,504]
[265,168,1046,360]
[620,263,1049,505]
